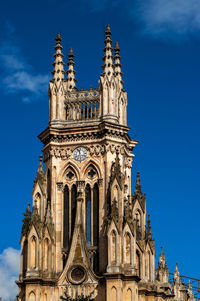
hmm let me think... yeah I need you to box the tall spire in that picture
[114,41,123,88]
[102,24,114,79]
[52,33,65,82]
[66,47,77,91]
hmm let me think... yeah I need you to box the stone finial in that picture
[52,33,65,81]
[66,47,77,91]
[114,41,124,88]
[102,24,114,79]
[135,172,142,197]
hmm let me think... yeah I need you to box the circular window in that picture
[68,266,86,284]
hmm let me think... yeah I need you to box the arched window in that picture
[148,251,151,281]
[44,238,49,271]
[111,231,117,264]
[126,289,132,301]
[22,239,28,277]
[29,292,36,301]
[47,169,51,205]
[71,184,77,236]
[85,184,91,245]
[63,185,69,249]
[30,236,36,269]
[125,232,131,264]
[136,251,140,277]
[93,183,99,246]
[111,286,117,301]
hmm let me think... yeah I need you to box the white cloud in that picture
[0,247,20,301]
[0,23,49,102]
[132,0,200,39]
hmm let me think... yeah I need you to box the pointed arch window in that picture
[30,236,36,269]
[47,169,51,205]
[111,286,117,301]
[85,184,91,245]
[44,238,49,271]
[136,250,141,277]
[93,183,99,247]
[71,184,77,236]
[22,239,28,277]
[126,289,132,301]
[125,232,131,265]
[63,185,69,249]
[148,251,151,281]
[29,292,36,301]
[111,230,117,264]
[63,182,77,250]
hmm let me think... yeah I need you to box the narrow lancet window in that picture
[111,231,117,264]
[71,184,77,236]
[93,183,99,246]
[63,185,69,248]
[85,184,91,245]
[125,232,131,264]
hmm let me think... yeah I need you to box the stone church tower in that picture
[17,26,195,301]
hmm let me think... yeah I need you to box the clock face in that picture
[73,147,87,162]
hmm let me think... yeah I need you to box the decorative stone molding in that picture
[43,143,134,163]
[76,180,85,189]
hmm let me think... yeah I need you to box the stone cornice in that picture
[38,121,137,147]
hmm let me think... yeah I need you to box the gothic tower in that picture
[17,26,193,301]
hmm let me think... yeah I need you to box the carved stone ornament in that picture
[97,178,103,186]
[125,157,133,169]
[57,182,64,191]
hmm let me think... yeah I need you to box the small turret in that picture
[156,246,169,283]
[66,47,77,91]
[102,25,114,80]
[52,33,65,82]
[174,263,180,284]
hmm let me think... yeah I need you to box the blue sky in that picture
[0,0,200,299]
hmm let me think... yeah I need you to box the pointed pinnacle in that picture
[161,246,163,255]
[114,41,120,51]
[55,33,62,43]
[105,24,111,36]
[68,47,74,57]
[175,262,179,272]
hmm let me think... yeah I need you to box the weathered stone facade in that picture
[17,26,195,301]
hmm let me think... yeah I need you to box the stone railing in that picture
[65,89,100,121]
